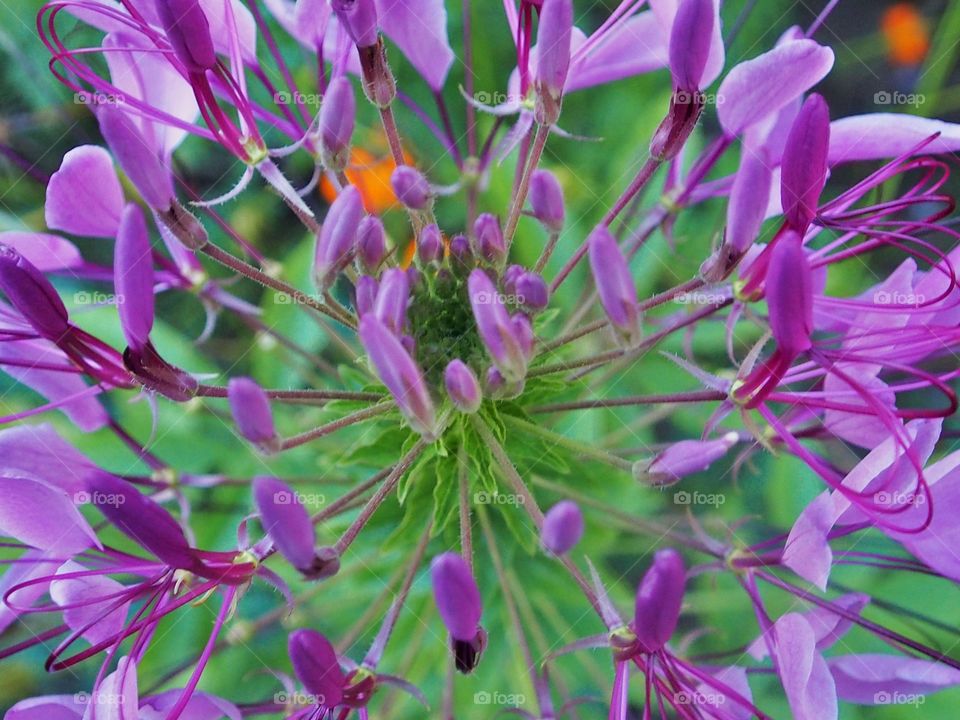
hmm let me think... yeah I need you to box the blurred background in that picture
[1,0,960,717]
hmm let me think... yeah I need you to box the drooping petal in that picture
[726,152,775,253]
[288,628,345,708]
[252,476,317,573]
[770,613,838,720]
[50,560,129,647]
[828,654,960,704]
[3,695,84,720]
[92,655,139,720]
[828,114,960,165]
[375,0,454,91]
[668,0,714,91]
[0,232,82,272]
[45,146,124,238]
[0,422,98,494]
[717,40,834,136]
[98,107,174,211]
[114,204,155,352]
[0,475,99,555]
[782,492,836,591]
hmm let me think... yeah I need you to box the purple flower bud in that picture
[767,232,813,358]
[511,313,535,357]
[669,0,714,91]
[0,244,69,341]
[587,226,640,343]
[503,264,525,295]
[418,223,443,264]
[390,166,430,210]
[640,433,738,486]
[314,186,363,290]
[359,315,437,438]
[473,213,506,264]
[253,476,320,575]
[529,170,565,232]
[485,366,506,394]
[288,629,345,708]
[516,272,549,311]
[114,204,155,352]
[319,76,356,172]
[634,548,685,653]
[444,360,482,413]
[98,107,173,211]
[431,552,482,641]
[331,0,379,48]
[373,267,410,335]
[781,93,830,233]
[449,234,472,270]
[468,269,530,381]
[354,275,378,317]
[356,215,386,272]
[228,378,278,452]
[542,500,584,554]
[535,0,572,124]
[156,0,217,72]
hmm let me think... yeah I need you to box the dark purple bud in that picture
[444,360,482,413]
[541,500,584,555]
[373,267,410,335]
[431,552,482,641]
[468,269,530,381]
[288,629,345,708]
[669,0,714,91]
[314,186,363,290]
[767,232,813,358]
[633,548,685,653]
[356,215,386,272]
[0,244,69,341]
[354,275,378,317]
[418,224,443,264]
[228,378,278,452]
[123,341,198,402]
[319,76,356,173]
[516,272,549,311]
[587,226,640,344]
[359,316,437,438]
[114,204,155,352]
[98,107,174,211]
[331,0,379,48]
[780,93,830,233]
[473,213,506,264]
[156,0,217,72]
[535,0,572,124]
[529,170,565,232]
[86,472,203,573]
[253,476,320,574]
[454,627,487,674]
[640,433,738,486]
[390,166,430,210]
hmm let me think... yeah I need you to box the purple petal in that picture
[0,423,98,495]
[98,107,174,211]
[828,654,960,704]
[828,114,960,165]
[0,245,70,341]
[782,492,836,591]
[726,152,775,253]
[4,695,84,720]
[717,40,834,136]
[252,476,317,573]
[0,232,82,272]
[50,560,129,647]
[373,267,410,335]
[139,690,242,720]
[535,0,573,100]
[0,475,99,555]
[92,655,139,720]
[587,225,640,340]
[767,232,813,356]
[566,15,667,92]
[0,550,61,634]
[780,94,830,232]
[770,613,838,720]
[541,500,584,555]
[669,0,714,91]
[228,378,278,450]
[45,146,124,238]
[444,359,482,414]
[114,204,155,351]
[633,548,685,652]
[288,628,345,708]
[375,0,454,91]
[644,433,737,486]
[156,0,218,71]
[431,552,482,641]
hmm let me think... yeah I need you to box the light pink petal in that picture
[51,560,130,647]
[782,492,836,591]
[693,666,753,719]
[0,423,97,495]
[771,613,838,720]
[828,654,960,704]
[0,232,82,272]
[197,0,258,64]
[88,656,138,720]
[0,550,61,634]
[0,475,99,555]
[375,0,455,92]
[567,14,666,92]
[45,146,123,238]
[649,0,723,86]
[717,40,834,136]
[5,695,85,720]
[139,691,242,720]
[828,114,960,165]
[749,593,869,659]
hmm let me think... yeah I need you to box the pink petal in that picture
[782,492,836,591]
[0,232,82,272]
[0,475,99,555]
[828,114,960,165]
[771,613,838,720]
[828,654,960,704]
[50,560,129,647]
[45,146,124,238]
[5,695,84,720]
[375,0,455,92]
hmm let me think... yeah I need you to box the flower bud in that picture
[767,232,813,358]
[319,76,356,173]
[444,360,482,413]
[503,264,525,295]
[373,268,410,335]
[449,234,472,272]
[534,0,572,124]
[634,548,685,653]
[780,93,830,233]
[473,213,506,264]
[332,0,379,48]
[229,378,278,453]
[639,433,738,486]
[359,316,437,438]
[468,270,530,382]
[288,629,345,708]
[529,170,565,232]
[354,275,378,317]
[156,0,217,72]
[253,476,323,576]
[669,0,714,92]
[431,552,482,641]
[390,166,430,210]
[516,272,549,312]
[542,500,584,554]
[0,244,69,341]
[314,186,363,290]
[356,215,387,272]
[587,226,641,345]
[114,204,155,352]
[418,223,443,264]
